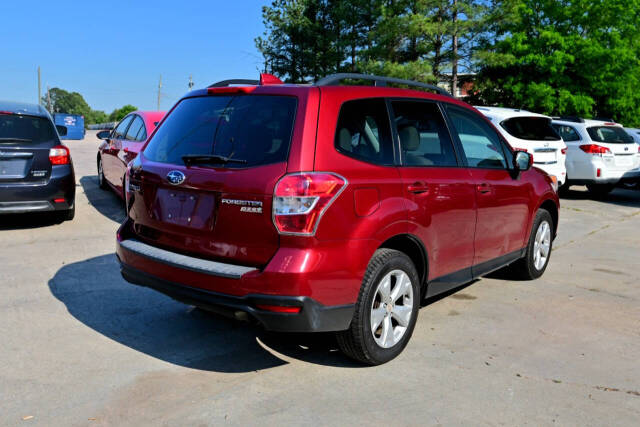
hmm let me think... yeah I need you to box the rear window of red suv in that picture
[143,95,297,168]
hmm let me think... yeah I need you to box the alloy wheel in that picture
[370,269,414,349]
[533,220,551,270]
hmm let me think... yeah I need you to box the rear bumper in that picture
[119,262,354,332]
[115,219,373,332]
[0,164,75,214]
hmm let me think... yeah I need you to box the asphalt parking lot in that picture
[1,131,639,426]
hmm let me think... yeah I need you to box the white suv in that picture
[551,118,640,196]
[476,107,567,187]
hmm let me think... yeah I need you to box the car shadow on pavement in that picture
[79,175,126,223]
[0,211,65,230]
[48,253,361,372]
[559,186,640,208]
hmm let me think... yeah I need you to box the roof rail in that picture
[208,73,284,89]
[554,116,585,123]
[314,73,451,97]
[593,116,614,122]
[208,79,259,88]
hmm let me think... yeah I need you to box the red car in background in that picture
[97,111,165,198]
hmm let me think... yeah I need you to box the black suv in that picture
[0,101,75,220]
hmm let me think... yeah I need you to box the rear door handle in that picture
[407,182,429,194]
[477,183,492,194]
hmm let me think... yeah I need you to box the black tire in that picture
[336,249,420,365]
[557,182,571,197]
[97,157,108,190]
[587,183,615,198]
[508,209,554,280]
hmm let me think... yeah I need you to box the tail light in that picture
[49,145,70,165]
[579,144,611,155]
[273,172,347,235]
[561,147,567,155]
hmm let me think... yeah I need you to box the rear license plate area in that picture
[152,188,216,229]
[0,159,30,179]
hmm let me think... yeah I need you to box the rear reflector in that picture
[273,172,347,235]
[579,144,611,155]
[255,304,302,314]
[53,198,66,203]
[597,168,602,177]
[49,145,70,165]
[561,147,567,155]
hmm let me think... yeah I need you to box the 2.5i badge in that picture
[221,198,263,214]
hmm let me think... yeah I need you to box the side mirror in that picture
[96,130,111,140]
[56,125,68,137]
[514,150,533,171]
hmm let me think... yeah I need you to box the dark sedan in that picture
[0,101,75,221]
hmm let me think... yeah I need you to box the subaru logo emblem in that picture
[624,147,629,151]
[166,170,185,185]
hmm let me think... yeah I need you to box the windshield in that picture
[587,126,634,144]
[143,95,297,168]
[0,114,56,143]
[500,117,560,141]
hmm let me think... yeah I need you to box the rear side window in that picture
[334,98,394,166]
[144,95,297,168]
[446,106,508,169]
[113,116,133,139]
[390,100,458,167]
[501,117,560,141]
[553,124,580,142]
[0,114,56,143]
[587,126,634,144]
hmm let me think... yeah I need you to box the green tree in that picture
[109,105,138,122]
[474,0,640,126]
[42,87,109,125]
[44,88,92,115]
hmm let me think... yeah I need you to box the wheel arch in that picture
[538,198,559,238]
[378,234,428,295]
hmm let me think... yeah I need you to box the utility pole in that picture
[188,74,194,91]
[46,86,52,112]
[451,0,459,98]
[157,75,162,111]
[37,66,42,106]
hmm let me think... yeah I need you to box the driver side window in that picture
[446,106,508,169]
[113,116,133,139]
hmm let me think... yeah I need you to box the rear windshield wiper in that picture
[0,138,32,142]
[182,154,247,166]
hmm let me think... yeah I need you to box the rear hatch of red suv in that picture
[126,91,299,268]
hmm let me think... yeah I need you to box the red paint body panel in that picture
[117,83,560,312]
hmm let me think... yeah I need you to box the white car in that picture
[475,107,567,186]
[552,118,640,195]
[624,127,640,144]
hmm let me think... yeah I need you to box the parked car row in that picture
[475,107,640,196]
[9,72,635,365]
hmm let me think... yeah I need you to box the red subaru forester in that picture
[116,73,559,365]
